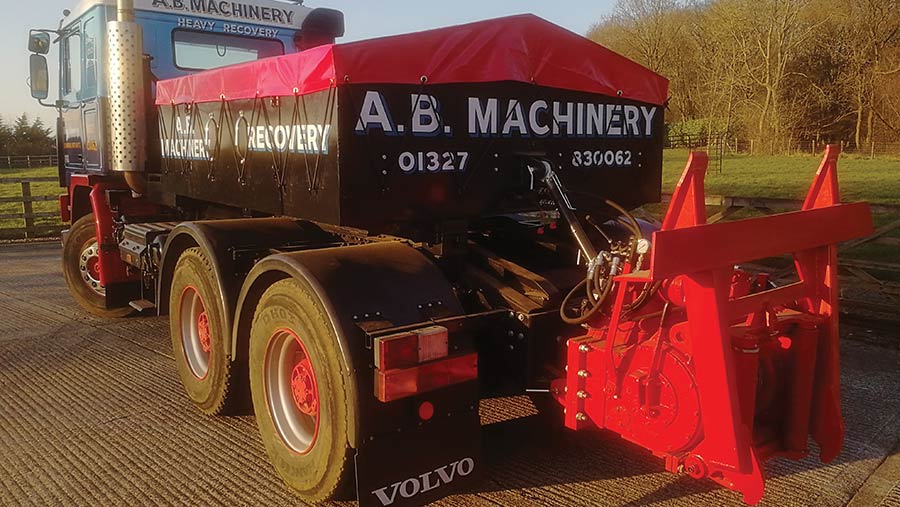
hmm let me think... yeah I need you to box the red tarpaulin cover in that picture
[155,14,669,106]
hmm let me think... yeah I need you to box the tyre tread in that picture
[170,247,244,416]
[249,278,357,501]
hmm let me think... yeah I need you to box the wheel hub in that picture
[265,329,320,454]
[290,357,319,417]
[179,286,211,380]
[197,311,211,354]
[87,257,100,278]
[78,241,105,296]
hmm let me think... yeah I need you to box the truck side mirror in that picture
[28,31,52,55]
[29,54,49,100]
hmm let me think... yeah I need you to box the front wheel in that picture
[249,278,356,501]
[61,214,135,319]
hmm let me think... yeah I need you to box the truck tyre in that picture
[249,278,355,501]
[170,247,242,415]
[62,213,135,319]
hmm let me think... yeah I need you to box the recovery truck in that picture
[27,1,874,505]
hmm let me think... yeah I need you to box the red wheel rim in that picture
[265,328,320,455]
[179,286,211,380]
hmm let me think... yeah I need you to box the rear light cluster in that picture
[375,325,449,370]
[373,325,478,403]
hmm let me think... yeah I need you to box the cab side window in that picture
[62,29,82,99]
[83,16,100,97]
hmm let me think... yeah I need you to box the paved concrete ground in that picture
[1,241,899,507]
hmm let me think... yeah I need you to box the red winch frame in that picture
[557,146,873,503]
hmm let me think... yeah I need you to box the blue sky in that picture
[2,0,615,127]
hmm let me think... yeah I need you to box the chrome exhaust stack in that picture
[106,0,147,194]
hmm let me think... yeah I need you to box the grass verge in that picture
[0,167,63,240]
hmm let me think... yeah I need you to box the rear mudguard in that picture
[234,242,484,507]
[156,218,338,346]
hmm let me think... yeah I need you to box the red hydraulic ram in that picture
[554,145,873,504]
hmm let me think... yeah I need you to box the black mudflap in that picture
[355,408,483,507]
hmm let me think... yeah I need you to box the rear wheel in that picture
[170,247,243,415]
[62,213,135,319]
[249,278,356,501]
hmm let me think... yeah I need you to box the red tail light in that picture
[373,325,477,403]
[374,325,449,370]
[375,353,478,403]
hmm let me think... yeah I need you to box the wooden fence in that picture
[0,154,59,169]
[0,176,63,239]
[665,135,900,158]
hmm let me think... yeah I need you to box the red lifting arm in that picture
[649,145,872,501]
[560,146,873,505]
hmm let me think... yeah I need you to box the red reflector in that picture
[374,325,449,370]
[375,332,419,370]
[375,353,478,403]
[59,195,71,223]
[418,401,435,421]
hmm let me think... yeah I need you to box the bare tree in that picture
[836,0,900,148]
[588,0,694,122]
[692,0,751,142]
[587,0,900,152]
[729,0,817,149]
[606,0,684,73]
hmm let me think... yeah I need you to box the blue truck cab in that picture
[47,0,342,175]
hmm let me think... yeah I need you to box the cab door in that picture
[60,10,107,174]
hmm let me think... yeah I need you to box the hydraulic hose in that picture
[526,159,610,325]
[530,159,598,262]
[605,199,643,240]
[525,158,651,325]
